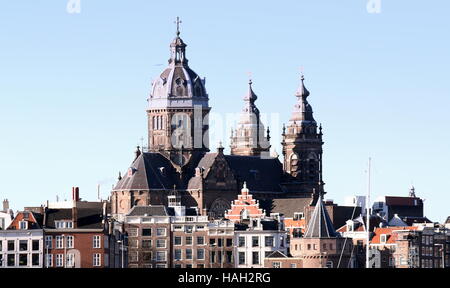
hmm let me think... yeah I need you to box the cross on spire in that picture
[174,16,182,36]
[247,71,253,85]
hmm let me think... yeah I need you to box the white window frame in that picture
[55,236,64,249]
[272,262,281,268]
[156,228,166,237]
[156,251,166,262]
[45,236,53,249]
[19,221,28,230]
[56,254,64,267]
[93,253,101,267]
[156,239,166,249]
[66,236,74,249]
[93,235,101,249]
[197,248,205,260]
[66,253,75,268]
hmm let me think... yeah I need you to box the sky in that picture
[0,1,449,222]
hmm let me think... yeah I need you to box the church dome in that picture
[149,33,208,109]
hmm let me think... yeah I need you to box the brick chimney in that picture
[2,199,9,212]
[72,187,79,228]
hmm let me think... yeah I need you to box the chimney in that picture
[72,187,79,228]
[3,199,9,212]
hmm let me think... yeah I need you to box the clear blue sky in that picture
[0,1,449,222]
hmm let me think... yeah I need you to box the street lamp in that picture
[117,235,128,269]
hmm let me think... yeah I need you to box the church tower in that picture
[147,18,210,167]
[230,80,271,157]
[282,74,324,195]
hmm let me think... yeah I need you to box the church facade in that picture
[110,24,325,221]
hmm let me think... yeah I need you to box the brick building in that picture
[124,205,171,268]
[290,195,354,268]
[43,188,121,268]
[0,211,44,268]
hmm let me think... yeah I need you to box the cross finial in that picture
[247,71,253,85]
[174,16,182,36]
[300,65,305,80]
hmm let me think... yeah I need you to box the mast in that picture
[366,157,371,268]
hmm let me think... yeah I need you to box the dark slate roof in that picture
[260,198,313,218]
[114,153,179,190]
[127,205,169,216]
[261,220,280,231]
[446,216,450,224]
[266,250,288,258]
[304,195,338,238]
[166,207,199,216]
[401,216,432,226]
[45,208,104,229]
[224,155,283,192]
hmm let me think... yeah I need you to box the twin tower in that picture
[146,25,324,190]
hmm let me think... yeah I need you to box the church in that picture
[110,20,325,221]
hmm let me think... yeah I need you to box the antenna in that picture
[97,184,101,201]
[366,157,371,269]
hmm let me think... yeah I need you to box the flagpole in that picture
[366,157,371,268]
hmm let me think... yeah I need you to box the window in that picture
[142,228,152,237]
[197,249,205,260]
[32,240,40,251]
[55,221,73,229]
[265,236,274,247]
[127,228,138,237]
[19,254,28,266]
[174,249,182,260]
[156,228,166,236]
[226,251,233,263]
[197,236,205,245]
[45,236,52,249]
[293,212,304,221]
[66,236,74,249]
[129,251,138,262]
[8,240,15,251]
[238,252,246,265]
[252,252,259,265]
[380,234,387,244]
[174,225,183,231]
[142,240,152,249]
[174,236,182,246]
[56,254,64,267]
[19,221,28,230]
[174,264,182,268]
[307,244,311,250]
[218,238,223,247]
[290,263,297,268]
[326,261,333,268]
[93,235,101,248]
[46,254,53,267]
[238,237,245,247]
[66,253,75,268]
[155,264,166,268]
[186,236,193,245]
[93,253,101,267]
[7,254,15,267]
[156,251,166,261]
[252,236,259,247]
[186,249,193,260]
[19,240,28,251]
[226,238,233,247]
[210,238,216,246]
[56,236,64,249]
[272,262,281,268]
[185,225,193,233]
[143,252,152,262]
[156,239,166,248]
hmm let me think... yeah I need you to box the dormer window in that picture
[380,234,387,244]
[19,221,28,230]
[55,221,73,229]
[293,212,304,221]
